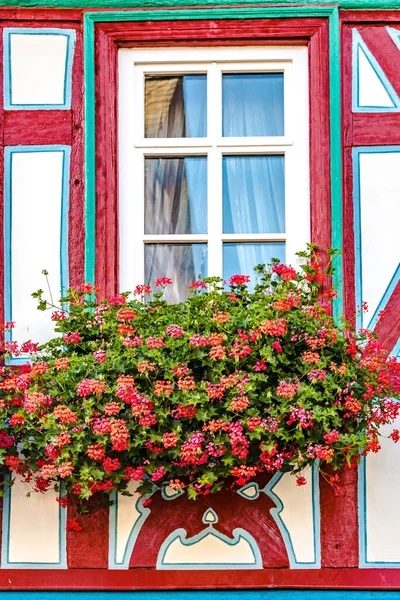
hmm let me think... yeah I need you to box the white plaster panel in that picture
[161,532,256,565]
[365,418,400,562]
[7,475,60,564]
[272,467,315,563]
[10,33,68,106]
[10,151,64,347]
[358,46,394,108]
[359,152,400,325]
[115,481,142,564]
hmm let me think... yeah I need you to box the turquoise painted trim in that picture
[108,489,151,569]
[202,508,218,524]
[386,26,400,53]
[2,0,400,9]
[83,6,343,320]
[156,526,262,570]
[367,264,400,331]
[329,5,343,320]
[1,474,67,569]
[161,482,184,500]
[3,144,71,366]
[352,29,400,113]
[264,466,321,568]
[237,482,260,500]
[352,145,400,331]
[3,28,76,110]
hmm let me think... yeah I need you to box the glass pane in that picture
[222,73,284,137]
[223,242,285,290]
[145,244,208,303]
[145,75,207,138]
[145,157,207,235]
[223,155,285,234]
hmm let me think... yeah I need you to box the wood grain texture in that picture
[1,0,400,9]
[69,24,85,289]
[3,111,72,146]
[374,281,400,354]
[67,497,109,569]
[94,27,119,298]
[2,568,400,589]
[320,467,359,567]
[352,113,400,146]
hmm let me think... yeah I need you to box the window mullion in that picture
[207,62,223,280]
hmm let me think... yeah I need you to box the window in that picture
[119,47,309,302]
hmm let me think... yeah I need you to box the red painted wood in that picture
[102,18,323,41]
[3,111,72,146]
[352,113,400,146]
[358,26,400,98]
[69,25,85,290]
[308,20,331,257]
[2,568,400,590]
[130,477,289,569]
[94,17,330,300]
[374,281,400,354]
[14,8,83,20]
[340,10,400,24]
[67,497,109,569]
[95,27,119,297]
[342,148,356,327]
[320,467,359,567]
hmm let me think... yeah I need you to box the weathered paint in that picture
[1,0,400,10]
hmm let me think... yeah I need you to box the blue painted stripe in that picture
[386,26,400,53]
[3,145,71,366]
[352,28,400,113]
[3,27,76,110]
[367,263,400,331]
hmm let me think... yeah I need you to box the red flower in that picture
[229,274,250,286]
[155,277,172,287]
[66,517,82,532]
[296,476,307,486]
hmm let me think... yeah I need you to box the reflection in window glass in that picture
[223,242,285,290]
[145,157,207,235]
[145,75,207,138]
[145,244,208,303]
[222,73,284,137]
[223,155,285,234]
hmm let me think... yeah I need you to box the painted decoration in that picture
[4,146,70,364]
[353,147,400,333]
[1,475,66,568]
[109,469,319,569]
[359,419,400,567]
[3,28,76,110]
[352,29,400,112]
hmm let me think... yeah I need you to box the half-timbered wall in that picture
[0,1,399,592]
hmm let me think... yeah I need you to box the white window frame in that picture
[118,46,309,292]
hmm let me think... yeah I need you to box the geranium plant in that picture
[0,246,399,508]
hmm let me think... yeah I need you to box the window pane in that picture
[145,75,207,138]
[223,242,285,290]
[145,244,208,303]
[222,73,284,137]
[145,157,207,235]
[223,155,285,234]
